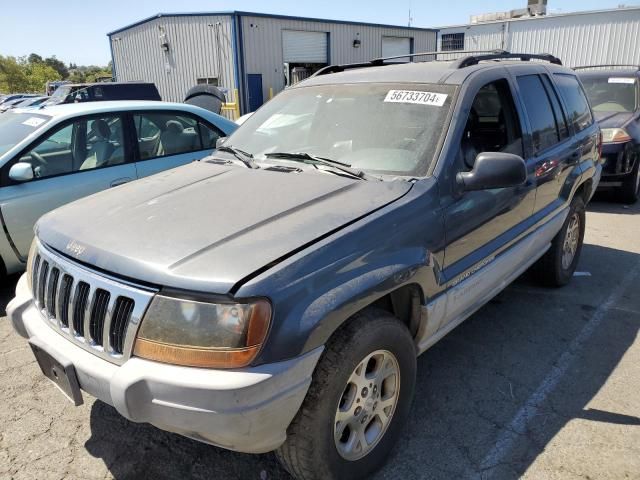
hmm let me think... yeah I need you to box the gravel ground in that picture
[1,195,639,480]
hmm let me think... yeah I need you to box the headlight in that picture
[133,295,271,368]
[25,238,38,293]
[601,128,631,144]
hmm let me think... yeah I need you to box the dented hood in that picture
[37,162,411,293]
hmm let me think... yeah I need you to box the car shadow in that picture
[0,273,21,316]
[588,192,639,214]
[83,243,639,480]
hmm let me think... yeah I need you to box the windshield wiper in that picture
[217,145,258,169]
[264,152,372,180]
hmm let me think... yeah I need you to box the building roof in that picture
[107,11,437,37]
[437,5,640,30]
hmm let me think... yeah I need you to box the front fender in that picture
[235,179,445,364]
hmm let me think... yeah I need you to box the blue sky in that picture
[0,0,635,65]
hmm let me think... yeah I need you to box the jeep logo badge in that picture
[66,240,86,256]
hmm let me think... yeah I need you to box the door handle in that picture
[110,177,132,188]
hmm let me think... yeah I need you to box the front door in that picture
[441,76,537,293]
[0,114,135,260]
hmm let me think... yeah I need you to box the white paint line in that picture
[573,271,592,277]
[477,262,640,475]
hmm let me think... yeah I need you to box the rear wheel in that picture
[532,195,585,287]
[276,309,416,480]
[619,148,640,204]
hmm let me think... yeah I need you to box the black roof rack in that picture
[574,64,640,71]
[312,50,562,77]
[453,52,562,68]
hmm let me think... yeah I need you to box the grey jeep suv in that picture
[9,52,601,479]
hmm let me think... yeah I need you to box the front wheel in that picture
[619,147,640,204]
[276,309,417,480]
[532,195,586,287]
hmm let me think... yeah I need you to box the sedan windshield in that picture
[0,112,52,157]
[580,75,637,113]
[226,83,455,177]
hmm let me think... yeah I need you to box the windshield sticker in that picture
[608,77,636,84]
[22,117,46,127]
[384,90,448,106]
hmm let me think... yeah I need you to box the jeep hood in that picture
[37,162,411,294]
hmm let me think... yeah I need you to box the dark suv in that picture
[9,52,601,480]
[576,65,640,203]
[46,82,161,105]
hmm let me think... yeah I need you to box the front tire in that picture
[532,195,585,287]
[276,309,417,480]
[619,147,640,204]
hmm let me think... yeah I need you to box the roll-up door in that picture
[382,36,412,62]
[283,30,328,63]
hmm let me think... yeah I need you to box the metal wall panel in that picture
[437,8,640,67]
[110,15,237,104]
[240,15,437,106]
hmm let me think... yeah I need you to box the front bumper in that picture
[599,142,636,185]
[8,274,322,454]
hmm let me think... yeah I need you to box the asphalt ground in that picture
[1,194,639,480]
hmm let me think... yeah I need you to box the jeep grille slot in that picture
[29,241,156,365]
[45,267,60,318]
[37,260,49,308]
[110,297,135,354]
[72,281,90,337]
[59,274,73,327]
[89,289,111,346]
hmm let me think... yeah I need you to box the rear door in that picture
[0,113,136,260]
[131,110,225,178]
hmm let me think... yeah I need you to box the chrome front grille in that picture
[30,240,157,364]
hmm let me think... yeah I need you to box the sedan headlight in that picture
[601,128,632,144]
[133,295,271,368]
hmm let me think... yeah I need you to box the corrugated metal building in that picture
[108,12,437,115]
[436,6,640,67]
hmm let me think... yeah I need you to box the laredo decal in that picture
[450,256,495,287]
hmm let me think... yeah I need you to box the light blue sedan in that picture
[0,100,237,277]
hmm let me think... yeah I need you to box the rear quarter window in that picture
[553,74,594,133]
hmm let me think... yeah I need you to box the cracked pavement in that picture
[1,195,639,480]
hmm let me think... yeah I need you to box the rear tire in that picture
[532,195,585,287]
[276,309,416,480]
[618,147,640,204]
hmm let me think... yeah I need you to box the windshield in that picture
[226,83,455,176]
[0,112,52,157]
[580,75,637,113]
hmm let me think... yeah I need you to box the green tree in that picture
[0,55,60,93]
[44,56,69,79]
[28,53,44,64]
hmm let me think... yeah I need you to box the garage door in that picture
[283,30,328,63]
[382,36,411,62]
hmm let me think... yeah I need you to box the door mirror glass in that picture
[9,162,34,182]
[457,152,527,191]
[215,136,227,149]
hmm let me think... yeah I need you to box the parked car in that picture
[576,65,640,202]
[0,94,37,105]
[0,100,236,277]
[0,96,49,113]
[45,82,161,105]
[8,52,601,479]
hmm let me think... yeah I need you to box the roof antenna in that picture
[408,4,413,27]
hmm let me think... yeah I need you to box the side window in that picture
[540,74,569,141]
[133,112,217,160]
[517,75,561,154]
[458,79,524,171]
[18,115,125,179]
[198,122,224,149]
[553,73,594,133]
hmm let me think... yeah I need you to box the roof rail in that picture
[312,50,504,77]
[573,64,640,70]
[453,52,562,68]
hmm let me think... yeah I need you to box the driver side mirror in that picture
[9,162,34,182]
[215,137,227,149]
[456,152,527,191]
